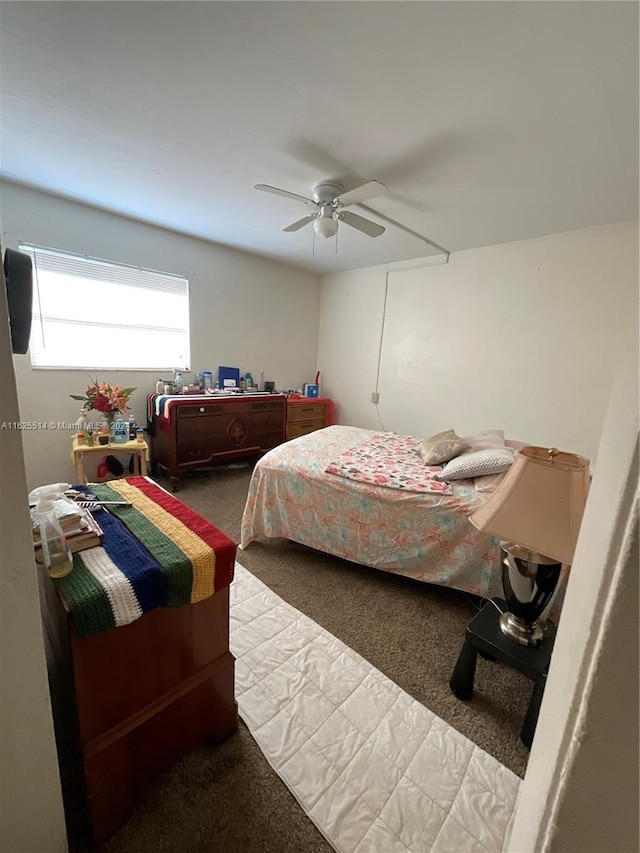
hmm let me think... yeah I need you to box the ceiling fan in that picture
[254,180,388,239]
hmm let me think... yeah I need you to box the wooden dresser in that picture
[286,397,333,440]
[42,488,238,847]
[69,592,235,846]
[150,393,287,489]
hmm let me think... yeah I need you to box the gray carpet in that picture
[97,464,533,853]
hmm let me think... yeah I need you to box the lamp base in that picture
[500,544,562,648]
[499,611,545,647]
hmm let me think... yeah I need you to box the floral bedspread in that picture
[324,431,451,494]
[241,425,569,618]
[241,425,506,599]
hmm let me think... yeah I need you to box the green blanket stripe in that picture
[53,555,116,638]
[90,483,193,606]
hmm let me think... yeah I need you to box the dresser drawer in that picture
[287,402,328,423]
[176,403,225,417]
[286,421,326,440]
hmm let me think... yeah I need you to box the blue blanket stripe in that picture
[74,487,167,614]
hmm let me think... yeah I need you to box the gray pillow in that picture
[438,447,514,481]
[418,429,470,465]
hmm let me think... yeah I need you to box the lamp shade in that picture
[469,446,590,565]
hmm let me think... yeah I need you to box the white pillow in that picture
[438,447,514,481]
[475,440,529,492]
[417,429,470,465]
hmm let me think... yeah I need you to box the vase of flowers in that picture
[70,378,136,428]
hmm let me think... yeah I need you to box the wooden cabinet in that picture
[41,478,238,846]
[286,397,333,440]
[43,575,237,847]
[151,394,287,488]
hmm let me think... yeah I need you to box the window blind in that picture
[20,244,190,370]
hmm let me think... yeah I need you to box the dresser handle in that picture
[199,407,205,413]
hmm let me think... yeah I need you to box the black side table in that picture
[449,598,556,748]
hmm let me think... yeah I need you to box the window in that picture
[20,244,190,370]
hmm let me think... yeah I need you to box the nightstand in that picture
[71,437,149,484]
[285,397,333,440]
[449,598,556,748]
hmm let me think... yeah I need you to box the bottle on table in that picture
[112,419,128,445]
[36,488,73,579]
[75,409,88,436]
[128,415,137,440]
[174,370,184,393]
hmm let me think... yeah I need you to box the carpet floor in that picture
[95,464,532,853]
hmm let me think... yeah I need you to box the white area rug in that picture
[230,563,520,853]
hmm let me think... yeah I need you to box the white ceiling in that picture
[1,2,638,275]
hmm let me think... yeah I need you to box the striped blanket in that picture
[53,477,236,638]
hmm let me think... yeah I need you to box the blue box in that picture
[218,366,240,389]
[304,384,319,398]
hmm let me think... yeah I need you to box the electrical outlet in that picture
[371,391,380,404]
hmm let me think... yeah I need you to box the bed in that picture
[240,424,508,600]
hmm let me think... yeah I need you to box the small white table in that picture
[71,437,149,484]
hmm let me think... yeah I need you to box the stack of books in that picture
[32,501,104,560]
[31,497,84,535]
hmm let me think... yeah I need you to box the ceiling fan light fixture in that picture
[256,179,389,244]
[313,216,338,239]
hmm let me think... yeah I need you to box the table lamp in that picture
[469,446,590,646]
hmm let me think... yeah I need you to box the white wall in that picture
[318,221,638,464]
[0,253,67,850]
[507,357,639,853]
[0,181,321,489]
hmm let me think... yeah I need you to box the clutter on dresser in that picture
[303,370,321,397]
[30,484,77,577]
[34,511,104,563]
[153,367,295,398]
[29,484,106,573]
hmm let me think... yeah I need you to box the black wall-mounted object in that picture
[3,247,33,354]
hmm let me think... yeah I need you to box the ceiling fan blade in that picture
[335,180,388,207]
[283,215,317,232]
[254,184,314,205]
[339,211,385,238]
